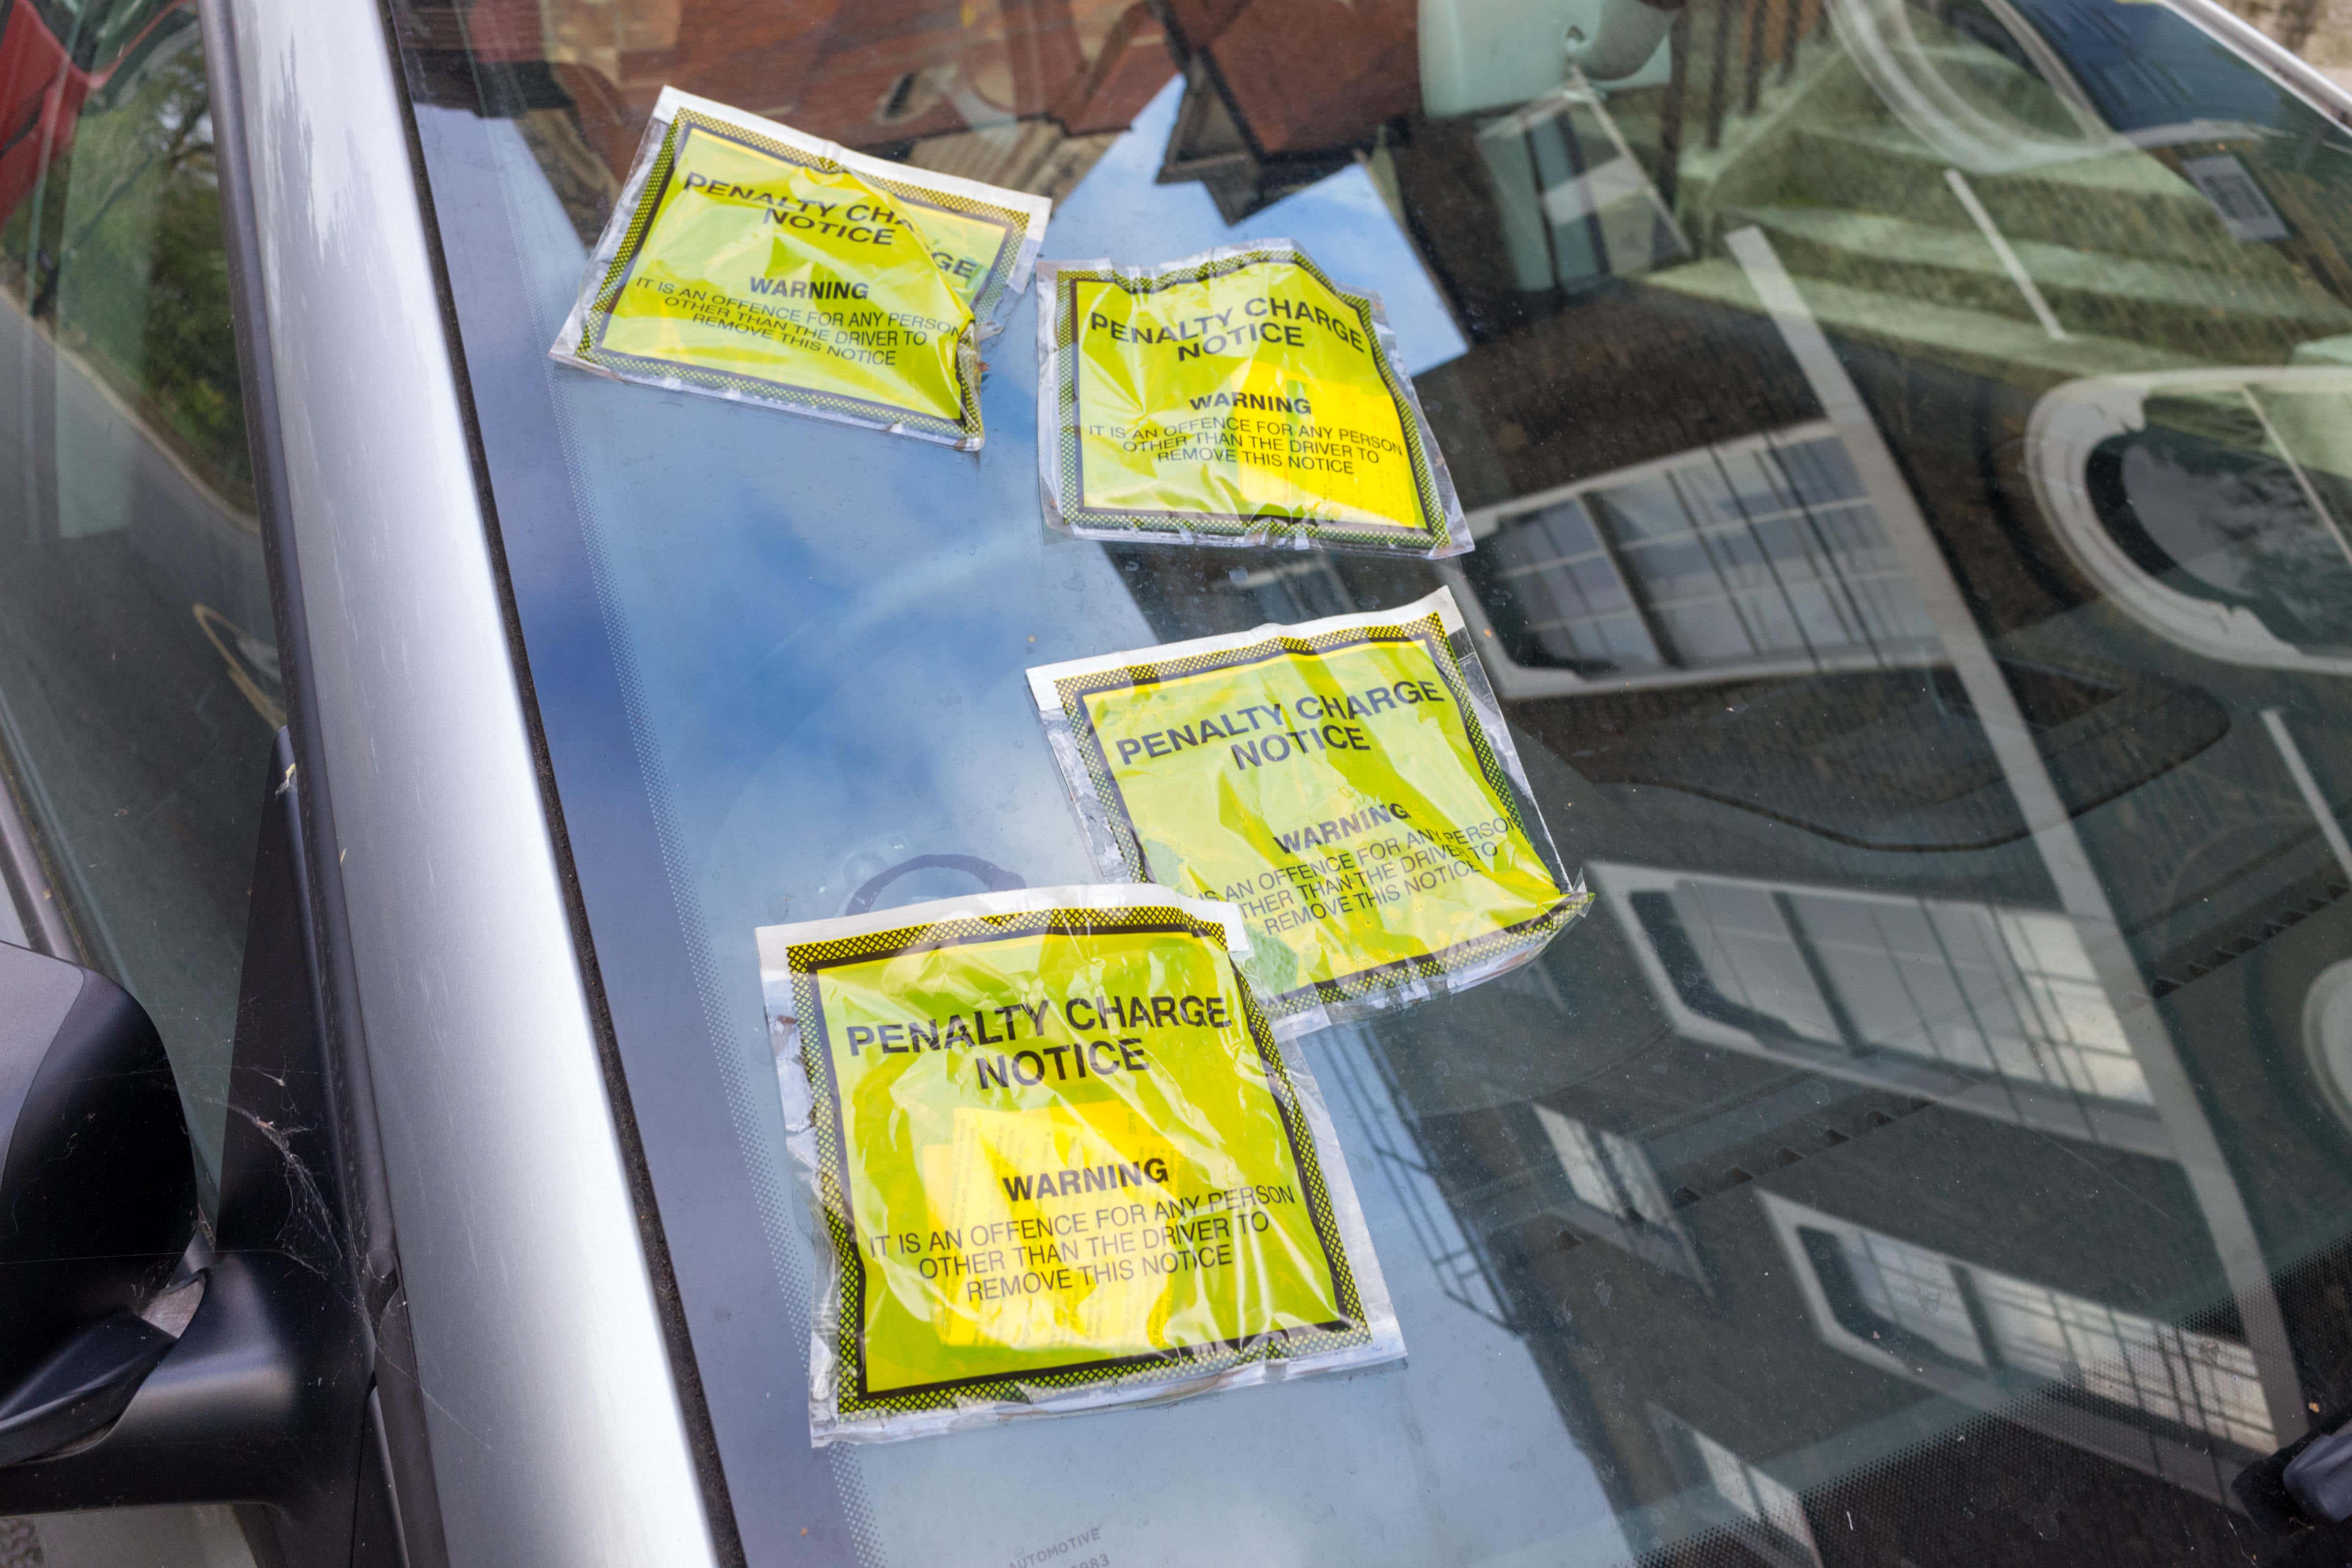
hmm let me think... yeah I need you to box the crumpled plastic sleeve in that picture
[760,883,1403,1446]
[1036,240,1470,555]
[1027,587,1591,1038]
[553,86,1050,449]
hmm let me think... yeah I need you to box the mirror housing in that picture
[0,733,433,1566]
[0,944,196,1436]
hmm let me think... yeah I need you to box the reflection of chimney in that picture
[539,0,687,86]
[662,0,834,120]
[1171,0,1420,155]
[1167,0,1254,48]
[1051,3,1176,134]
[999,0,1092,117]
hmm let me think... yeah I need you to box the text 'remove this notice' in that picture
[762,887,1398,1442]
[1038,243,1469,555]
[1030,589,1590,1033]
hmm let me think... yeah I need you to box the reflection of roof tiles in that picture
[1176,0,1419,153]
[422,0,1171,172]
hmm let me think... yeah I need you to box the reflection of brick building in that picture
[1097,439,2352,1564]
[397,0,1176,201]
[1079,133,2352,1542]
[1167,0,1417,148]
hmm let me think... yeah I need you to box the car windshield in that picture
[389,0,2352,1561]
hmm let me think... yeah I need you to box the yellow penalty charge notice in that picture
[1029,588,1590,1034]
[1036,242,1469,554]
[554,87,1049,449]
[762,885,1400,1445]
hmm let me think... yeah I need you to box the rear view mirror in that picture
[0,943,196,1466]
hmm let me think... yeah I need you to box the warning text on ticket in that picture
[803,919,1357,1399]
[591,121,975,428]
[1051,626,1568,1014]
[1064,257,1436,539]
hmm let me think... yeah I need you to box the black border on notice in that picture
[1056,623,1572,1014]
[1065,260,1434,536]
[797,918,1356,1406]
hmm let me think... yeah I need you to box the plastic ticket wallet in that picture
[1028,588,1591,1037]
[762,884,1400,1445]
[553,88,1050,449]
[1036,242,1470,556]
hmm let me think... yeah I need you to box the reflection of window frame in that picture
[1826,0,2116,174]
[1764,1192,2271,1502]
[1824,0,2287,173]
[1319,1025,1515,1329]
[1650,1406,1824,1568]
[1591,861,2171,1157]
[1477,78,1689,295]
[1444,420,1942,701]
[1527,1103,1707,1282]
[2027,368,2352,675]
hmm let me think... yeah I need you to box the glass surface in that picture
[0,2,264,1562]
[1,1505,252,1568]
[390,0,2352,1562]
[0,0,270,1187]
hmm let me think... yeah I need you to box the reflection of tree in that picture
[1901,0,2083,141]
[2218,498,2352,649]
[1,19,250,502]
[2130,431,2352,647]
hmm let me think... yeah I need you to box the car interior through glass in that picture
[380,0,2352,1561]
[5,0,2351,1560]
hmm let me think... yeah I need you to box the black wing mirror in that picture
[0,733,438,1567]
[0,945,196,1465]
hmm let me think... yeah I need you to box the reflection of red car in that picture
[0,0,184,224]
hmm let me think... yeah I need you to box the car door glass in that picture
[3,1505,252,1567]
[0,0,270,1174]
[0,4,265,1560]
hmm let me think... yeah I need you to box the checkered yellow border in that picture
[1050,251,1451,552]
[1048,612,1588,1025]
[784,902,1374,1418]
